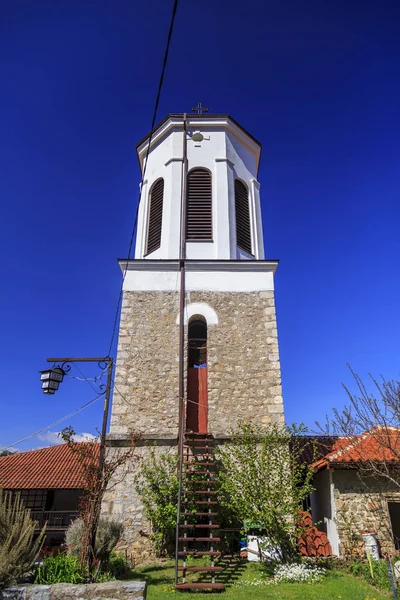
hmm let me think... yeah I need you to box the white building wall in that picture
[134,118,265,262]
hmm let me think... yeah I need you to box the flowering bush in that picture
[274,562,326,583]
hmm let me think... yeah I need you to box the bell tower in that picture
[104,111,284,558]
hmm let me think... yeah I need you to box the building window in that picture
[186,168,212,241]
[146,178,164,255]
[235,179,252,254]
[18,489,48,510]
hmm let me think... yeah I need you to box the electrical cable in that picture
[70,362,105,394]
[107,0,180,358]
[2,392,106,450]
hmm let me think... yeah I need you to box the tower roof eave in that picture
[135,114,262,176]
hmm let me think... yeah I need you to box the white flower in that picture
[273,562,326,584]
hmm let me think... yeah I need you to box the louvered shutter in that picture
[146,178,164,255]
[235,179,252,254]
[186,169,212,240]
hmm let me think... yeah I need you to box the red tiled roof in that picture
[312,426,400,471]
[0,443,99,489]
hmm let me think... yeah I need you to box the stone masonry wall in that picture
[333,469,400,556]
[190,290,284,434]
[109,289,284,438]
[105,287,284,560]
[109,291,180,438]
[102,444,175,563]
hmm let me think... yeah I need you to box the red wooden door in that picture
[186,368,208,433]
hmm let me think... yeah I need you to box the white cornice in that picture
[118,259,278,274]
[137,116,261,174]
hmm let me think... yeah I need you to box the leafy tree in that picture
[135,447,180,556]
[0,489,45,587]
[216,421,315,562]
[0,450,14,457]
[60,426,138,579]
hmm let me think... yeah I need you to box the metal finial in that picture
[191,101,208,115]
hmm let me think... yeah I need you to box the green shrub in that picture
[135,448,179,556]
[348,558,395,592]
[34,551,130,585]
[66,518,123,563]
[35,554,86,584]
[0,490,45,588]
[106,552,132,579]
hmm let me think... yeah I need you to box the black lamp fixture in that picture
[40,367,65,395]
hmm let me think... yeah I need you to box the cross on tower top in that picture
[191,101,208,115]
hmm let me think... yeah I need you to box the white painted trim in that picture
[164,157,183,167]
[122,268,275,292]
[215,157,235,169]
[328,470,340,556]
[137,116,261,174]
[176,302,219,326]
[119,259,279,273]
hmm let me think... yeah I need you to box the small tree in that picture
[135,447,179,556]
[216,421,315,562]
[60,427,138,578]
[318,367,400,489]
[66,517,123,563]
[0,489,45,587]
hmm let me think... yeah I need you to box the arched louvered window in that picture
[146,178,164,255]
[235,179,252,254]
[186,168,212,241]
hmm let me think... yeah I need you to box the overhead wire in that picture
[2,3,181,454]
[3,392,106,450]
[69,362,106,394]
[107,0,180,358]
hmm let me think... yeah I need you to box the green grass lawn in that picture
[131,560,391,600]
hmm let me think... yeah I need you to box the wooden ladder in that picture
[175,433,224,591]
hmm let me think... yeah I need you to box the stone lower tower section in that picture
[102,114,285,561]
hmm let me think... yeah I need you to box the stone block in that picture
[50,584,87,600]
[0,587,26,600]
[26,586,50,600]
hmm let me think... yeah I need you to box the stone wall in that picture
[0,581,146,600]
[109,291,180,438]
[109,289,284,438]
[102,444,175,563]
[190,290,284,434]
[105,287,284,560]
[333,469,400,556]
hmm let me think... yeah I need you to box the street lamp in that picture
[40,367,65,394]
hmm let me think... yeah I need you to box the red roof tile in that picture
[0,443,99,489]
[312,426,400,471]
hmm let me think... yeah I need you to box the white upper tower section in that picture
[134,113,265,261]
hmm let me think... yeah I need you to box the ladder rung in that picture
[183,461,215,466]
[178,551,221,556]
[186,471,216,476]
[183,490,217,494]
[183,446,214,450]
[179,524,220,528]
[182,512,218,517]
[184,439,215,444]
[177,566,222,572]
[178,537,221,542]
[175,583,224,590]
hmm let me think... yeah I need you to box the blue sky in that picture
[1,0,399,450]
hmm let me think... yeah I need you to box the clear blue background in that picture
[1,0,399,449]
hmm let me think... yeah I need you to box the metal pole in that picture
[175,113,188,587]
[46,355,114,579]
[98,357,113,473]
